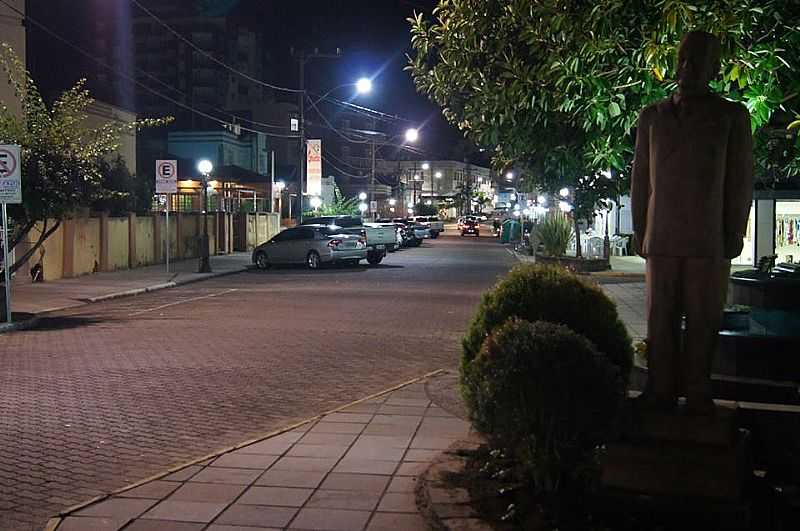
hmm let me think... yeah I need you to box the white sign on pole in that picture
[370,200,378,212]
[306,139,322,196]
[0,145,21,204]
[155,160,178,194]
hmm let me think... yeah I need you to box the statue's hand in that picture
[634,233,646,258]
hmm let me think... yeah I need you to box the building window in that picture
[775,200,800,264]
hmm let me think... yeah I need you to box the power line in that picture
[312,93,416,124]
[322,154,370,179]
[131,0,303,94]
[2,0,300,139]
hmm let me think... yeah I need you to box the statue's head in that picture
[676,31,721,94]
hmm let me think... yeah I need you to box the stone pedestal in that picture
[601,400,752,501]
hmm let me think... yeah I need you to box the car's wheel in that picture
[430,232,439,239]
[461,232,466,237]
[254,251,270,270]
[367,252,383,265]
[306,251,321,270]
[475,232,480,237]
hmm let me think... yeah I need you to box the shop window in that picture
[731,202,755,266]
[775,200,800,264]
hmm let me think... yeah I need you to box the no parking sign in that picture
[0,145,21,204]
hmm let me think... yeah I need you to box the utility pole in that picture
[298,50,305,225]
[370,137,376,220]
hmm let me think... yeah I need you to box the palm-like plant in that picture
[536,211,574,257]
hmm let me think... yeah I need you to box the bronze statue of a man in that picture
[631,31,753,414]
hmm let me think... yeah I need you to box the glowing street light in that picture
[356,77,373,94]
[388,198,397,206]
[421,162,430,171]
[425,200,432,205]
[537,194,546,204]
[407,201,414,208]
[196,159,214,273]
[505,171,514,181]
[434,171,442,179]
[310,196,322,209]
[559,201,573,212]
[358,192,368,201]
[404,128,419,143]
[358,202,368,213]
[559,187,570,198]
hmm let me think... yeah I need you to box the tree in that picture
[407,1,800,252]
[0,44,169,289]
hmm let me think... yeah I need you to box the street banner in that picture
[155,160,178,194]
[0,145,21,204]
[307,139,322,196]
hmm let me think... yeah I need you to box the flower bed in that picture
[534,253,610,273]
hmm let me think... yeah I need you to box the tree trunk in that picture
[574,215,582,258]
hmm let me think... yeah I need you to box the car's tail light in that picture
[328,239,342,249]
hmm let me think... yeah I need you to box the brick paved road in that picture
[0,233,513,531]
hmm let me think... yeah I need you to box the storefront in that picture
[590,192,799,267]
[775,199,800,264]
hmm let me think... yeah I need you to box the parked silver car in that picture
[252,225,367,270]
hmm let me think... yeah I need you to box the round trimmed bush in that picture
[471,318,624,491]
[462,264,632,403]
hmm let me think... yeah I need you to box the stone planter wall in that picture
[535,253,610,273]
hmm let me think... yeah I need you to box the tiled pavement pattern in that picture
[53,381,471,531]
[1,235,511,531]
[597,281,647,341]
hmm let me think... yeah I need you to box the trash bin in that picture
[501,219,518,243]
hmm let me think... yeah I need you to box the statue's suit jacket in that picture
[631,94,754,259]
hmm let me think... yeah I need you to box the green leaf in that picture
[609,102,621,118]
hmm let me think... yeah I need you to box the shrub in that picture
[470,318,623,493]
[461,264,632,410]
[536,211,574,256]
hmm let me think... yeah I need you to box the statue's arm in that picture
[723,105,754,259]
[631,108,651,257]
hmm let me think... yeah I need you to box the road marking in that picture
[128,288,237,316]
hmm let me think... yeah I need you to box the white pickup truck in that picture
[302,215,396,265]
[410,216,445,238]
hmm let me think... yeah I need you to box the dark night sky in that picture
[26,0,480,161]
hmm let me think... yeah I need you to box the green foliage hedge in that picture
[462,264,632,411]
[471,318,624,492]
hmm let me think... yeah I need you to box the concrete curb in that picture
[0,265,250,334]
[0,316,41,334]
[416,437,490,531]
[46,368,445,531]
[86,266,249,303]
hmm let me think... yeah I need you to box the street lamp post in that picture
[197,159,213,273]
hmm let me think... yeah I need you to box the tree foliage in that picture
[407,0,800,224]
[0,44,170,277]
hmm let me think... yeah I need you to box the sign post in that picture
[0,145,21,324]
[155,160,178,273]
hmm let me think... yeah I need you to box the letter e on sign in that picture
[0,144,21,204]
[155,160,178,194]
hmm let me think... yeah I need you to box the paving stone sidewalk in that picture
[5,252,252,317]
[49,377,472,531]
